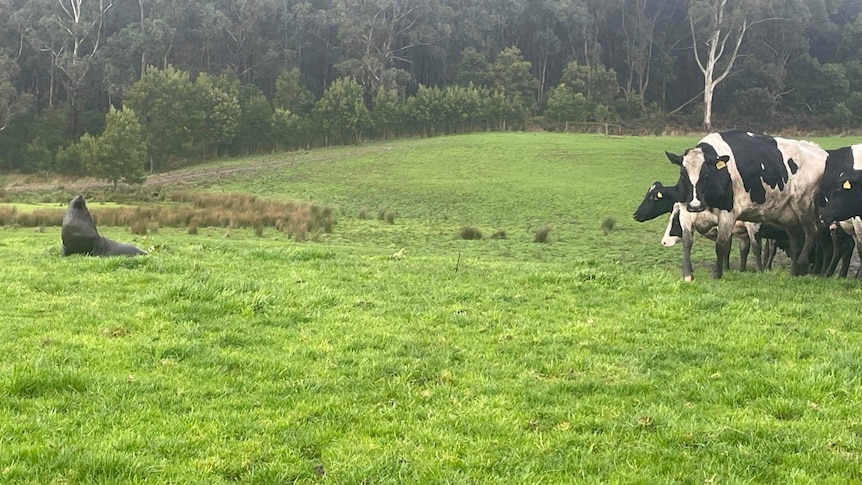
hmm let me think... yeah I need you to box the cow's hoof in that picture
[683,275,693,282]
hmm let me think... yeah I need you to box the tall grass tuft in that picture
[602,217,616,235]
[2,193,337,242]
[459,225,483,240]
[534,223,552,243]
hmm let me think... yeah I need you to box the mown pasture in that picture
[3,132,862,483]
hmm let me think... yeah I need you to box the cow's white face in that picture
[680,148,706,211]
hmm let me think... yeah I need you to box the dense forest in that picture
[1,0,861,180]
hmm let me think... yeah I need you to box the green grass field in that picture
[3,133,862,483]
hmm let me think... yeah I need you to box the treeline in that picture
[1,0,861,180]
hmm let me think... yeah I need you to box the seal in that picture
[61,196,147,257]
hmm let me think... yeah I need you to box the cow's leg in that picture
[794,225,819,276]
[855,238,862,278]
[680,210,695,281]
[786,228,801,275]
[852,219,862,278]
[749,226,763,273]
[712,214,734,279]
[765,239,776,270]
[825,229,842,277]
[839,240,853,278]
[738,237,750,272]
[827,229,852,277]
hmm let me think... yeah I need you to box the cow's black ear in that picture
[717,155,730,163]
[666,151,683,165]
[715,154,730,170]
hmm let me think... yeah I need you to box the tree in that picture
[124,65,200,171]
[333,0,433,95]
[454,47,491,88]
[619,0,666,99]
[78,106,146,189]
[688,0,775,131]
[371,86,406,138]
[233,85,273,155]
[0,50,32,131]
[271,107,311,151]
[18,0,117,136]
[489,46,539,107]
[560,61,620,107]
[312,77,370,145]
[195,72,240,158]
[544,85,590,124]
[274,67,315,115]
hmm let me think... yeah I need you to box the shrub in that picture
[534,224,552,243]
[130,221,148,235]
[459,225,483,240]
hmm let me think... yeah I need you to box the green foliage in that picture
[544,86,590,124]
[234,86,273,155]
[407,84,446,136]
[125,65,200,170]
[194,73,240,157]
[489,46,539,106]
[78,107,147,189]
[560,61,620,108]
[785,55,850,114]
[483,92,527,131]
[370,86,406,139]
[456,47,491,87]
[271,108,312,151]
[312,77,370,145]
[274,68,315,115]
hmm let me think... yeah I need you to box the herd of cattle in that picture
[633,130,862,280]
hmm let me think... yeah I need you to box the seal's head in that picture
[69,195,86,210]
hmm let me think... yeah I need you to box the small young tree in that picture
[125,65,200,171]
[78,107,147,190]
[371,86,405,139]
[312,77,370,145]
[274,68,315,115]
[489,46,539,108]
[195,73,240,158]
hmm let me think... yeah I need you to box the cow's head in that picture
[821,170,862,225]
[666,144,733,212]
[633,181,677,222]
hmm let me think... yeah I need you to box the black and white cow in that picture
[821,145,862,229]
[815,145,862,276]
[632,180,683,222]
[666,130,828,278]
[660,203,762,273]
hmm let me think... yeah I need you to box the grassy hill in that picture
[3,132,862,483]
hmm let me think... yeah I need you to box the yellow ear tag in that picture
[843,180,852,190]
[716,161,727,170]
[656,192,663,199]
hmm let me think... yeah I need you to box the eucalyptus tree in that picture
[124,65,200,171]
[0,49,32,131]
[312,77,370,144]
[76,106,146,189]
[16,0,118,136]
[333,0,434,94]
[687,0,777,131]
[489,46,539,108]
[618,0,670,100]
